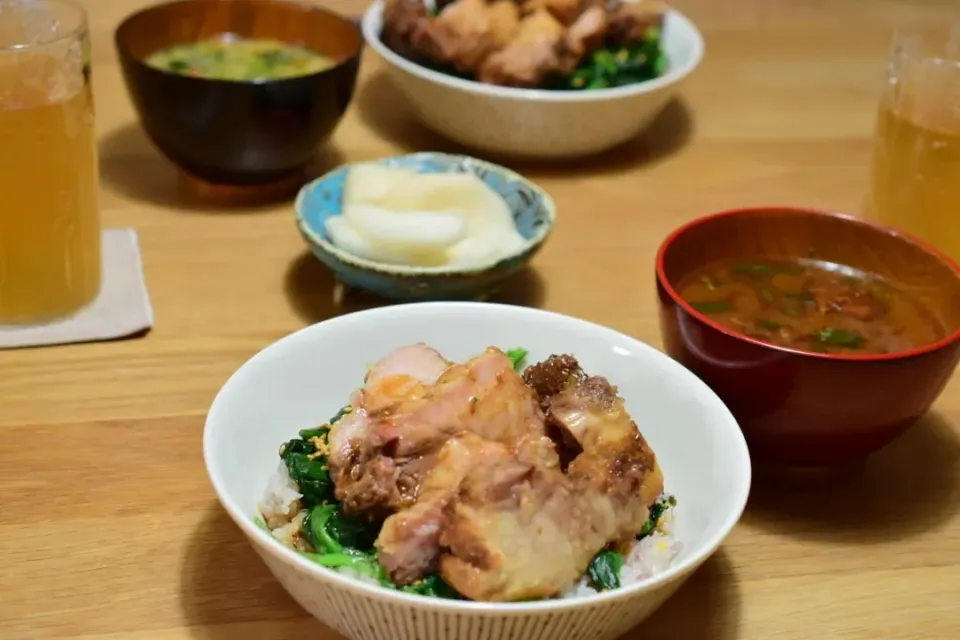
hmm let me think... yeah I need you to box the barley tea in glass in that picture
[867,25,960,260]
[0,0,101,325]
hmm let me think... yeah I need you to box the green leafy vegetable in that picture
[302,549,391,585]
[253,516,270,532]
[168,59,190,73]
[638,494,677,539]
[557,27,667,91]
[401,574,463,599]
[278,407,349,507]
[505,347,528,370]
[811,327,865,349]
[756,319,782,331]
[279,437,333,507]
[304,504,380,554]
[691,300,734,314]
[587,550,623,591]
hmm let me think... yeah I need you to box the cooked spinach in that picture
[587,550,623,591]
[279,407,350,507]
[505,347,529,370]
[638,494,677,539]
[304,504,379,554]
[561,27,667,90]
[302,549,391,585]
[401,574,463,599]
[279,437,333,507]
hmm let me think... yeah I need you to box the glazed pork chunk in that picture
[326,345,663,601]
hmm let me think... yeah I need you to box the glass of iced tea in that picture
[0,0,100,325]
[866,24,960,260]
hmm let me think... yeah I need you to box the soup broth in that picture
[678,258,945,355]
[145,36,335,81]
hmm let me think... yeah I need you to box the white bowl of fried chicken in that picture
[204,303,750,640]
[361,0,703,158]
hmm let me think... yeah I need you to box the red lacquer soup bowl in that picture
[655,207,960,468]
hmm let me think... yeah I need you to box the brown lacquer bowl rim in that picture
[114,0,363,87]
[655,206,960,363]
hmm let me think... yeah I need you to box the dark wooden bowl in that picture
[656,207,960,469]
[115,0,362,185]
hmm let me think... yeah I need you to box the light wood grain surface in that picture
[3,0,960,638]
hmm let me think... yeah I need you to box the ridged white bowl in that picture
[360,1,704,158]
[204,303,751,640]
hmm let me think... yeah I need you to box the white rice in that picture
[259,465,681,599]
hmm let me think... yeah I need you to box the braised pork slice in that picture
[327,343,450,516]
[330,345,665,601]
[374,347,547,456]
[377,432,534,584]
[549,376,664,540]
[435,370,662,601]
[329,345,548,517]
[438,458,619,601]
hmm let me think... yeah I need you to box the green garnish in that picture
[691,300,734,314]
[811,327,865,349]
[587,550,623,591]
[638,494,677,539]
[505,348,528,370]
[756,319,782,331]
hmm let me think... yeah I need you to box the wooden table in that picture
[3,0,960,638]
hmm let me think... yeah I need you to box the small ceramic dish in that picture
[656,206,960,470]
[294,152,555,301]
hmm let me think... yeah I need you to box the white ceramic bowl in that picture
[360,1,704,158]
[204,303,751,640]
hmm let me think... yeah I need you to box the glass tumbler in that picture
[0,0,101,325]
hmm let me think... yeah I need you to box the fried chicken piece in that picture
[563,5,609,58]
[381,0,432,61]
[415,0,512,73]
[606,0,667,46]
[521,0,584,25]
[477,8,567,87]
[488,0,523,48]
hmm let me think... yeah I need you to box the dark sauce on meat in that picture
[677,258,946,355]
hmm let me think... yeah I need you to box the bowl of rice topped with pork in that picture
[204,303,750,640]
